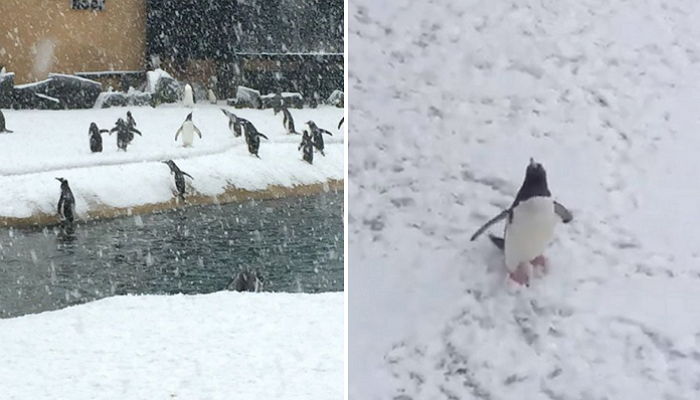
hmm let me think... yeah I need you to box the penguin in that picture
[305,120,333,156]
[274,106,298,135]
[183,83,194,107]
[241,119,268,158]
[299,130,314,164]
[470,158,573,285]
[338,117,344,130]
[226,269,264,292]
[126,111,137,129]
[0,109,13,133]
[208,88,217,104]
[109,118,142,151]
[88,122,109,153]
[220,108,243,137]
[55,177,75,224]
[174,112,202,147]
[162,160,194,200]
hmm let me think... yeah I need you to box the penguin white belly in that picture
[181,122,195,147]
[504,197,558,272]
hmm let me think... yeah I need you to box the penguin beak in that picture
[529,157,536,166]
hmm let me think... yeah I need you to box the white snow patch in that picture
[0,291,343,400]
[349,0,700,398]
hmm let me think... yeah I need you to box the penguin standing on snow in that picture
[227,268,264,292]
[174,112,202,147]
[306,120,333,156]
[0,110,13,133]
[241,120,268,158]
[55,177,75,224]
[183,83,194,107]
[220,108,243,137]
[126,111,137,130]
[470,158,573,285]
[109,118,142,151]
[162,160,194,200]
[274,106,298,135]
[88,122,109,153]
[299,130,314,164]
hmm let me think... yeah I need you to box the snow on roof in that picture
[14,79,51,89]
[48,73,101,86]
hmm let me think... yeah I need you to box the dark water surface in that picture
[0,191,343,318]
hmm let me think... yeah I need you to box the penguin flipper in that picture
[258,133,269,140]
[194,125,202,138]
[488,234,505,251]
[174,126,182,141]
[554,201,573,223]
[99,129,109,134]
[470,208,510,241]
[131,127,142,136]
[338,117,344,130]
[182,171,194,180]
[322,129,333,136]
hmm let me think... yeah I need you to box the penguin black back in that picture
[512,158,551,208]
[89,122,108,153]
[299,130,314,164]
[110,118,142,151]
[163,160,193,200]
[56,177,75,223]
[242,120,268,158]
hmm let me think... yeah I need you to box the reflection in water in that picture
[0,191,343,318]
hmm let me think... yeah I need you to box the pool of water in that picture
[0,190,343,318]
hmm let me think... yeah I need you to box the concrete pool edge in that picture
[0,179,344,228]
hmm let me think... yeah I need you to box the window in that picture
[72,0,105,11]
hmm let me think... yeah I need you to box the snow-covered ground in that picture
[0,104,343,220]
[0,291,342,400]
[349,0,700,399]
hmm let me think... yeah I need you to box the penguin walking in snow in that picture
[274,106,298,135]
[109,118,142,151]
[220,108,243,137]
[241,120,268,158]
[0,110,13,133]
[470,158,573,286]
[299,130,314,164]
[306,120,333,156]
[174,112,202,147]
[56,177,75,224]
[183,83,194,107]
[126,110,137,130]
[88,122,109,153]
[162,160,194,200]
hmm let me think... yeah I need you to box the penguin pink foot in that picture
[531,255,548,273]
[509,263,530,286]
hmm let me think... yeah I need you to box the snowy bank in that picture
[0,105,344,226]
[0,291,343,400]
[349,0,700,398]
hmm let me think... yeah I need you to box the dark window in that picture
[72,0,105,11]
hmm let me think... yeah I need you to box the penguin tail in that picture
[488,234,505,251]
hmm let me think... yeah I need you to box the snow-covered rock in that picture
[147,68,182,105]
[233,86,262,109]
[326,90,343,107]
[46,73,102,109]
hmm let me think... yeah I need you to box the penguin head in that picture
[306,120,317,129]
[116,118,126,127]
[525,158,547,183]
[185,112,193,121]
[127,111,133,118]
[513,158,551,205]
[55,177,69,189]
[89,122,97,132]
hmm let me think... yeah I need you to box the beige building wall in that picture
[0,0,146,84]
